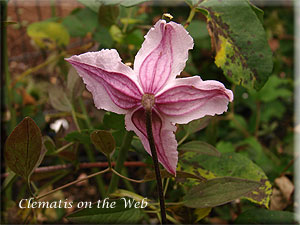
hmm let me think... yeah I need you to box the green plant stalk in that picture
[85,141,106,198]
[53,142,74,155]
[71,103,106,198]
[163,178,170,197]
[71,105,81,131]
[121,167,135,193]
[78,96,93,129]
[184,6,196,28]
[107,131,134,194]
[145,109,167,224]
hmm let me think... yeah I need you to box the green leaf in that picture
[185,0,201,7]
[98,5,119,27]
[90,130,116,156]
[254,75,292,102]
[216,141,235,154]
[260,101,285,122]
[67,198,144,223]
[238,136,277,172]
[144,170,206,182]
[179,152,272,208]
[124,29,144,47]
[67,67,84,101]
[109,25,124,43]
[198,0,273,90]
[62,7,98,37]
[92,25,114,48]
[76,0,101,13]
[103,112,125,130]
[27,21,69,49]
[250,3,264,24]
[183,116,211,134]
[183,177,260,208]
[43,136,56,155]
[194,207,212,222]
[120,18,141,25]
[186,20,209,40]
[234,208,296,224]
[1,171,17,192]
[65,130,94,145]
[4,117,43,179]
[48,85,72,112]
[179,141,221,157]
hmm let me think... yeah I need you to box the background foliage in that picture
[1,0,296,224]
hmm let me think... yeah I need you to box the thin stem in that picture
[122,7,132,33]
[71,102,106,198]
[145,109,167,224]
[27,180,36,198]
[107,156,112,169]
[53,142,74,154]
[107,131,134,194]
[121,167,135,192]
[163,178,170,197]
[111,168,144,183]
[11,52,65,88]
[36,168,110,200]
[184,6,196,28]
[71,105,81,131]
[84,143,106,198]
[78,96,93,129]
[178,131,189,146]
[228,113,251,137]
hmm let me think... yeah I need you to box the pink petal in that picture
[66,50,143,114]
[155,76,233,124]
[125,107,178,175]
[134,20,193,94]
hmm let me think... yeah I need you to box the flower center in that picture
[142,94,155,111]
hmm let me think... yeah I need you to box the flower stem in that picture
[145,109,167,224]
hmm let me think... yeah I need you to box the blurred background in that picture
[1,0,296,224]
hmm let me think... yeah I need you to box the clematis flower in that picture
[65,19,233,175]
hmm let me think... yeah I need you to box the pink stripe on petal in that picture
[134,20,193,94]
[155,76,233,124]
[125,108,178,175]
[66,50,143,114]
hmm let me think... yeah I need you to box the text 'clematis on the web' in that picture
[66,19,233,175]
